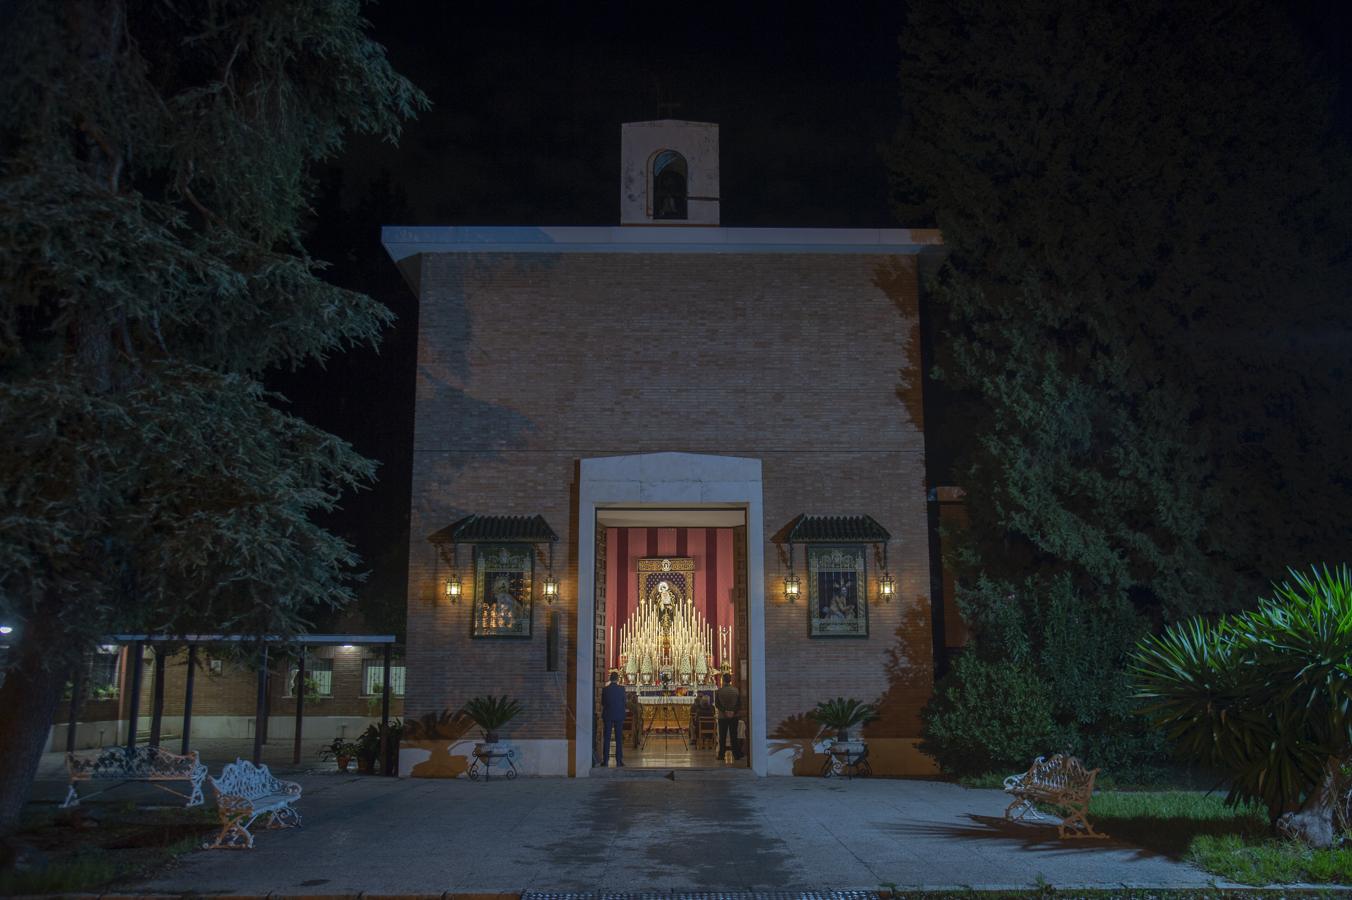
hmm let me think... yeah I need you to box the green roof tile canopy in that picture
[786,514,890,544]
[428,514,559,545]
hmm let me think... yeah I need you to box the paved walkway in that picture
[68,771,1220,894]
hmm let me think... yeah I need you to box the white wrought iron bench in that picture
[61,745,207,809]
[1003,753,1107,839]
[205,758,303,849]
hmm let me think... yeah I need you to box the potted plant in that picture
[319,736,357,772]
[355,724,381,773]
[462,695,523,744]
[810,697,879,743]
[353,719,405,774]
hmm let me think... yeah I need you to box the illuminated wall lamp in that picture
[444,576,462,603]
[878,572,896,602]
[541,542,559,604]
[875,540,895,602]
[783,572,801,603]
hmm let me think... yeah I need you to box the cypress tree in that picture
[0,0,426,826]
[892,0,1352,772]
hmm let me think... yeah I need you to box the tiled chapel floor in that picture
[602,730,749,770]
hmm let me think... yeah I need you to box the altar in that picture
[614,557,731,687]
[632,694,709,746]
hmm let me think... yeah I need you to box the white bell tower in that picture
[620,120,720,226]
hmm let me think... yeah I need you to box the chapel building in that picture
[382,120,944,777]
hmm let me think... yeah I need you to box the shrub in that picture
[920,653,1056,774]
[1133,564,1352,846]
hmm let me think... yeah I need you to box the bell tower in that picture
[620,120,720,226]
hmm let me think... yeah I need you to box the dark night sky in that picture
[283,1,1352,634]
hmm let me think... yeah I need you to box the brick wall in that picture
[405,251,932,746]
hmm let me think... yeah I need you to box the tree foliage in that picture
[0,0,426,653]
[0,0,426,826]
[892,0,1352,773]
[1133,566,1352,844]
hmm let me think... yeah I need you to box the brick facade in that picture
[400,244,937,773]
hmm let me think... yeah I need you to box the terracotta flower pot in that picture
[337,755,351,772]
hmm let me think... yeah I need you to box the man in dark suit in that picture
[601,670,627,766]
[715,672,742,762]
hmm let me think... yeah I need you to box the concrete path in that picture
[104,772,1219,894]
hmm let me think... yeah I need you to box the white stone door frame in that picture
[575,452,767,776]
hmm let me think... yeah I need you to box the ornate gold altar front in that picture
[617,557,717,686]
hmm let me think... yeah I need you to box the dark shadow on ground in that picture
[878,813,1169,861]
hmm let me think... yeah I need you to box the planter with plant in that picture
[353,719,404,774]
[319,737,358,772]
[462,695,523,745]
[811,697,879,744]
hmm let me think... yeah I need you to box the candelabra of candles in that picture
[617,592,715,685]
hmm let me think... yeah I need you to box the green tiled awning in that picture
[428,514,559,545]
[786,514,890,543]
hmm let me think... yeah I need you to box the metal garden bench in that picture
[61,745,207,809]
[205,758,303,849]
[1003,753,1107,839]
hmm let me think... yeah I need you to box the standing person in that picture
[715,673,742,762]
[601,670,627,767]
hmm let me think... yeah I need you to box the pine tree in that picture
[0,0,426,827]
[892,0,1352,772]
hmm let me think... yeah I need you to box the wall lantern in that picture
[542,542,560,604]
[875,540,894,602]
[878,572,896,601]
[783,541,801,603]
[441,540,462,604]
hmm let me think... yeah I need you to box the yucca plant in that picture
[461,695,524,743]
[810,697,880,741]
[1132,565,1352,847]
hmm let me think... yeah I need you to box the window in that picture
[651,150,688,220]
[362,657,406,696]
[286,657,332,698]
[88,645,122,700]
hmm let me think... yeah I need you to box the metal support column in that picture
[292,646,306,765]
[149,646,166,748]
[380,643,392,775]
[66,660,83,754]
[252,644,268,765]
[181,644,197,756]
[125,640,143,752]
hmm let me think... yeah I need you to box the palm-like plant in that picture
[1132,565,1352,846]
[461,695,524,742]
[810,697,880,740]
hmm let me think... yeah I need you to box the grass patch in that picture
[1088,790,1268,857]
[1085,791,1351,886]
[0,804,216,894]
[1190,833,1352,885]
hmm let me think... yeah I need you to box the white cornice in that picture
[380,225,943,263]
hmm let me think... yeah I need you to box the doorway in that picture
[573,452,767,776]
[592,511,749,769]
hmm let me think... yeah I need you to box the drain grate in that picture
[524,893,879,900]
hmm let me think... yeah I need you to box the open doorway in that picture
[592,508,750,770]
